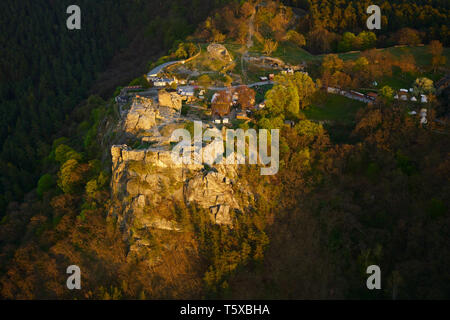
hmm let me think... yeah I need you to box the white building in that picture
[153,78,177,87]
[177,86,195,96]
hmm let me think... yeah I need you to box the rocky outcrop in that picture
[124,96,159,134]
[158,89,183,112]
[184,169,239,226]
[207,43,232,62]
[109,141,250,264]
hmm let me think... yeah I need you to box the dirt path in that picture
[240,7,257,82]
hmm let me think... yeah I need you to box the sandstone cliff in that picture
[124,96,159,134]
[109,142,251,265]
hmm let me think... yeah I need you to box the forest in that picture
[0,0,449,300]
[0,0,233,217]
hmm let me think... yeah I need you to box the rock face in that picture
[111,86,252,265]
[158,89,183,112]
[124,96,159,134]
[109,142,250,264]
[207,43,232,62]
[184,169,239,225]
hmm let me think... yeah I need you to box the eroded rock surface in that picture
[158,89,183,112]
[207,43,232,62]
[109,141,249,264]
[124,96,159,134]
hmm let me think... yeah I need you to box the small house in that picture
[177,86,195,97]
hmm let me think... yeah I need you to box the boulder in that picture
[124,96,159,134]
[210,204,232,225]
[158,89,183,112]
[207,43,232,62]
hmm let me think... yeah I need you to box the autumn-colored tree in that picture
[413,77,435,97]
[394,28,422,46]
[380,86,394,101]
[330,71,353,90]
[306,27,338,53]
[429,40,446,72]
[234,86,256,110]
[263,39,278,55]
[284,30,306,47]
[322,54,344,74]
[266,73,317,119]
[197,74,213,88]
[57,159,89,194]
[211,90,232,117]
[338,32,357,52]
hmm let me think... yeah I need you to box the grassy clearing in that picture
[304,93,367,124]
[303,93,367,144]
[274,44,450,68]
[272,42,319,65]
[380,46,450,68]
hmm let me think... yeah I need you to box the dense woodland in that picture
[0,0,449,299]
[195,0,449,53]
[0,0,232,216]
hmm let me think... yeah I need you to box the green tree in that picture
[380,86,394,101]
[37,173,55,197]
[55,144,82,164]
[263,39,278,55]
[357,31,377,50]
[338,32,356,52]
[285,30,306,47]
[413,77,435,97]
[57,159,87,194]
[322,54,344,74]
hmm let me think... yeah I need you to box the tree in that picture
[174,43,188,59]
[263,39,278,55]
[234,86,256,110]
[57,159,88,194]
[380,86,394,101]
[429,40,446,72]
[266,73,317,119]
[394,28,422,46]
[54,144,82,164]
[198,74,213,88]
[430,40,444,57]
[322,54,344,74]
[285,30,306,47]
[356,31,377,50]
[338,32,356,52]
[37,173,55,197]
[211,90,232,117]
[353,57,369,71]
[330,71,353,90]
[413,77,435,97]
[306,27,337,53]
[265,82,299,118]
[291,72,318,110]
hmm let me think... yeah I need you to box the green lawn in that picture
[304,93,367,124]
[303,93,368,144]
[268,42,320,65]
